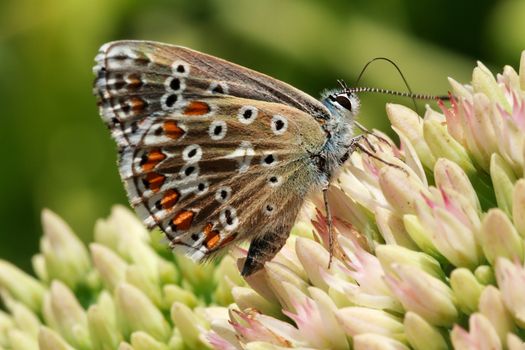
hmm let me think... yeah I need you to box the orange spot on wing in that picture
[141,149,166,171]
[161,189,180,209]
[127,73,143,90]
[144,172,165,192]
[184,101,210,116]
[218,233,237,248]
[172,210,194,231]
[129,97,146,112]
[203,222,221,249]
[163,120,185,139]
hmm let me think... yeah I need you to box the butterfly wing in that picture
[94,41,328,273]
[94,40,331,128]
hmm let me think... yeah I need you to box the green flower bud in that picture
[423,119,476,174]
[8,329,38,350]
[479,286,516,348]
[125,265,162,308]
[270,237,308,281]
[472,63,510,112]
[117,341,133,350]
[403,215,442,260]
[231,287,281,319]
[374,207,418,249]
[87,303,122,350]
[404,312,448,350]
[264,263,309,312]
[451,313,502,350]
[434,158,481,212]
[7,300,40,339]
[308,287,349,350]
[47,281,91,349]
[175,255,215,294]
[335,306,405,343]
[124,239,160,284]
[40,209,91,289]
[512,179,525,237]
[157,257,178,286]
[167,329,185,350]
[507,332,525,350]
[495,258,525,328]
[31,254,48,284]
[352,333,410,350]
[130,331,169,350]
[295,237,331,290]
[93,219,119,252]
[115,283,171,341]
[379,167,429,215]
[90,243,127,292]
[490,153,518,217]
[386,103,436,169]
[0,261,45,312]
[290,221,315,239]
[448,77,472,99]
[108,205,150,243]
[163,284,199,309]
[170,302,208,349]
[376,244,445,281]
[213,255,244,305]
[474,265,496,285]
[450,268,484,314]
[385,264,458,326]
[480,209,523,265]
[38,327,75,350]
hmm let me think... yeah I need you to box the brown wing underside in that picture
[93,41,327,263]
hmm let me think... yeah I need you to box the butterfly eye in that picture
[335,94,353,111]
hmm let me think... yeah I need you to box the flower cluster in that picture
[1,51,525,350]
[0,207,247,349]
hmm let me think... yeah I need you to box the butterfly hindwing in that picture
[94,41,328,264]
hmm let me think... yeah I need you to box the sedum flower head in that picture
[1,51,525,350]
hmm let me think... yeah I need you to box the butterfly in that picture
[93,40,366,276]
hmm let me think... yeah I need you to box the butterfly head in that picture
[321,88,360,132]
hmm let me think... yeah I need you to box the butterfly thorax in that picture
[315,90,360,182]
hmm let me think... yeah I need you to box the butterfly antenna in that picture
[348,57,450,112]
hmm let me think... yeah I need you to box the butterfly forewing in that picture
[94,41,328,266]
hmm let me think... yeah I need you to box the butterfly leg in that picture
[323,186,336,269]
[323,186,352,269]
[242,228,289,276]
[349,135,406,171]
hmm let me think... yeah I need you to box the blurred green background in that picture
[1,0,524,271]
